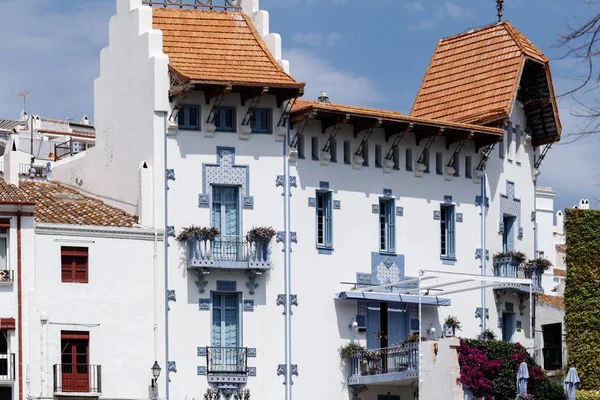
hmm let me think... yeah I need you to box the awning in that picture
[336,291,451,306]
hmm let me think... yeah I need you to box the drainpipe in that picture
[532,168,539,357]
[480,167,487,333]
[163,112,170,400]
[17,203,23,400]
[283,117,292,400]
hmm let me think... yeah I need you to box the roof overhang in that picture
[291,103,503,151]
[336,291,451,306]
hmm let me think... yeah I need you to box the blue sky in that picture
[0,0,598,211]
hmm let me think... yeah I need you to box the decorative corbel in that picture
[239,87,269,140]
[194,268,210,293]
[246,270,262,295]
[383,124,411,173]
[415,133,437,177]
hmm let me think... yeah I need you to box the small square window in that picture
[250,109,272,133]
[465,156,472,179]
[405,149,413,171]
[297,136,305,159]
[375,145,383,168]
[311,137,319,161]
[214,107,236,132]
[436,152,443,175]
[344,141,351,165]
[61,247,88,283]
[178,105,200,130]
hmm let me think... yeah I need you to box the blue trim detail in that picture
[383,188,392,197]
[308,197,316,207]
[243,299,254,312]
[441,258,456,265]
[318,248,333,255]
[198,194,210,207]
[197,366,207,375]
[319,181,330,190]
[396,207,404,217]
[372,204,380,214]
[216,280,237,291]
[456,213,463,223]
[199,298,210,311]
[444,195,453,204]
[333,200,341,210]
[248,367,257,376]
[197,347,207,357]
[475,248,490,260]
[247,348,257,357]
[433,210,441,220]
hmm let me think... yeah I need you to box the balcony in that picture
[0,353,15,381]
[203,346,249,387]
[492,257,544,294]
[188,236,272,271]
[53,364,101,396]
[0,270,14,285]
[347,343,419,386]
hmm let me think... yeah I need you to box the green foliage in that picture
[463,339,565,400]
[338,342,364,360]
[565,209,600,390]
[577,390,600,400]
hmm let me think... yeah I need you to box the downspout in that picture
[532,166,539,357]
[480,167,487,332]
[283,115,292,400]
[17,203,24,400]
[163,112,170,400]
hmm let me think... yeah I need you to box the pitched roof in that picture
[0,180,30,203]
[410,21,561,145]
[152,8,304,90]
[0,120,22,132]
[18,180,139,227]
[538,294,565,309]
[553,268,566,278]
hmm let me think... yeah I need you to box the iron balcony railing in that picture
[53,364,102,394]
[0,353,15,381]
[18,138,58,161]
[348,343,419,378]
[493,258,543,288]
[0,269,14,283]
[188,235,272,268]
[206,346,248,375]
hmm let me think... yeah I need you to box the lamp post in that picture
[151,361,161,398]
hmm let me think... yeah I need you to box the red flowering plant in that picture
[456,339,501,399]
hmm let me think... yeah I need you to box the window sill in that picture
[316,247,333,255]
[178,127,201,131]
[379,251,396,256]
[441,257,456,265]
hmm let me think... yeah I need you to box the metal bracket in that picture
[476,143,496,171]
[205,86,231,124]
[277,97,298,127]
[167,361,177,382]
[290,112,314,149]
[447,139,467,168]
[355,127,376,158]
[322,115,350,153]
[385,129,408,160]
[167,290,176,310]
[241,87,269,126]
[534,142,553,169]
[417,134,436,165]
[277,364,298,385]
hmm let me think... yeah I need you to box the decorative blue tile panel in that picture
[166,226,176,238]
[371,253,405,285]
[276,231,285,243]
[444,195,453,204]
[199,298,210,311]
[356,273,372,288]
[383,188,392,197]
[518,227,523,239]
[197,347,207,357]
[247,348,257,358]
[319,181,330,190]
[167,290,176,310]
[276,175,285,187]
[308,197,316,207]
[372,204,380,214]
[197,366,207,376]
[290,176,297,188]
[516,320,522,331]
[433,210,441,220]
[500,181,522,236]
[498,317,503,329]
[475,307,489,327]
[200,147,254,209]
[396,207,404,217]
[475,248,490,260]
[216,280,237,292]
[456,213,463,223]
[505,301,514,313]
[248,367,257,377]
[396,277,419,290]
[243,299,254,312]
[499,221,505,233]
[167,361,177,373]
[475,195,489,208]
[333,200,341,210]
[290,232,298,243]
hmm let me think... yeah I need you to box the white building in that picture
[0,0,564,399]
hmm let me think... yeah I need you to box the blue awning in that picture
[336,291,451,306]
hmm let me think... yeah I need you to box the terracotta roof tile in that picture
[153,9,304,89]
[556,244,567,254]
[553,268,566,277]
[411,21,558,131]
[538,294,565,309]
[18,180,138,227]
[0,180,29,203]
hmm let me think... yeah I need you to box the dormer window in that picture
[214,107,236,132]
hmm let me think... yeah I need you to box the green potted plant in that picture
[477,328,497,341]
[493,250,527,265]
[338,342,365,361]
[247,226,276,261]
[176,225,204,243]
[527,257,552,273]
[400,333,428,348]
[443,315,462,337]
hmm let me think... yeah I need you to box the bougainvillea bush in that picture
[458,339,564,400]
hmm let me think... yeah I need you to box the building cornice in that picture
[35,223,164,241]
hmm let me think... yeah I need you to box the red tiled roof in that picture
[18,180,138,227]
[0,180,29,203]
[410,21,560,134]
[538,294,565,309]
[152,8,304,89]
[553,268,566,278]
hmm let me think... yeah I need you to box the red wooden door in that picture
[61,332,89,392]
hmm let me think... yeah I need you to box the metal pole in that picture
[532,170,538,358]
[480,166,487,332]
[163,112,170,400]
[284,117,292,400]
[418,272,422,398]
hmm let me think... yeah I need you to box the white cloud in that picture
[292,31,343,48]
[284,48,389,107]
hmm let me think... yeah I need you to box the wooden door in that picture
[61,332,89,392]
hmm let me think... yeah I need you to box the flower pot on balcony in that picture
[257,242,269,262]
[188,236,198,260]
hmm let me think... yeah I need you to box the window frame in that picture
[315,191,333,249]
[0,222,9,272]
[178,105,200,130]
[379,198,396,254]
[210,291,242,348]
[61,247,89,284]
[211,185,241,236]
[250,108,272,134]
[440,205,456,260]
[214,107,236,132]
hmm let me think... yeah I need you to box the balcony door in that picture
[366,302,407,349]
[212,186,241,260]
[502,216,516,253]
[0,330,8,379]
[211,293,241,372]
[501,313,516,342]
[60,332,89,392]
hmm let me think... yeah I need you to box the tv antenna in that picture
[17,91,29,112]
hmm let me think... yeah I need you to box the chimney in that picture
[80,115,90,125]
[318,90,330,103]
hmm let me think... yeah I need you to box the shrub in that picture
[493,250,527,264]
[338,342,365,360]
[444,315,462,330]
[457,339,501,399]
[564,209,600,391]
[577,390,600,400]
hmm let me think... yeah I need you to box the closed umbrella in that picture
[516,362,529,398]
[564,367,580,400]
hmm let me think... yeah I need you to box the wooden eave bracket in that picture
[322,114,350,152]
[204,85,232,105]
[241,87,269,126]
[289,110,317,149]
[416,127,444,146]
[321,114,351,134]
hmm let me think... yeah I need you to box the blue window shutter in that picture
[505,217,515,251]
[387,200,396,253]
[447,206,455,258]
[325,192,333,247]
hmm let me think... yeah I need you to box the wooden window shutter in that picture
[0,219,10,229]
[61,331,90,340]
[61,247,89,283]
[0,318,15,330]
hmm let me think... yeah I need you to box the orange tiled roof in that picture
[410,21,556,127]
[553,268,566,278]
[18,180,138,227]
[152,8,304,89]
[0,180,29,203]
[538,294,565,309]
[292,99,504,135]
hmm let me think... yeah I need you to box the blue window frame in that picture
[379,198,396,253]
[503,216,516,252]
[214,107,236,132]
[316,191,333,248]
[211,292,242,370]
[250,108,271,133]
[178,105,200,130]
[440,204,455,259]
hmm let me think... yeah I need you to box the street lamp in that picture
[151,361,161,388]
